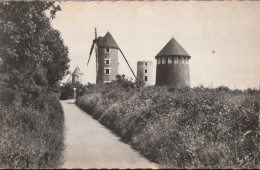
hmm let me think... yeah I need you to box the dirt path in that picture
[60,99,159,169]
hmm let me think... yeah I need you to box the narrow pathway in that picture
[60,99,159,169]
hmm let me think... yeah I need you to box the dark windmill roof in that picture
[99,32,119,49]
[155,37,190,59]
[72,66,82,76]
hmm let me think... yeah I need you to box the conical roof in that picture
[72,66,82,76]
[155,37,190,58]
[99,32,119,49]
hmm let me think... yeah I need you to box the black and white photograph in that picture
[0,0,259,169]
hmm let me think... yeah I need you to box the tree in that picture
[0,2,69,167]
[0,1,70,102]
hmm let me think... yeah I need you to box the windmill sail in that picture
[87,28,98,66]
[87,40,96,66]
[119,48,137,79]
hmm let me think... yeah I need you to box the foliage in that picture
[111,74,145,90]
[0,92,64,168]
[76,82,260,169]
[0,1,68,168]
[59,82,91,100]
[0,1,70,95]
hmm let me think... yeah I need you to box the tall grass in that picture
[76,80,260,168]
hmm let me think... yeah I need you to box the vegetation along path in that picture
[60,99,159,169]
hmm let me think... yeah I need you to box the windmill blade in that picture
[87,28,98,66]
[87,40,96,66]
[119,48,137,79]
[95,28,97,39]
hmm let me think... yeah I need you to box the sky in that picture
[51,1,260,90]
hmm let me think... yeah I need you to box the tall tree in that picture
[0,1,70,100]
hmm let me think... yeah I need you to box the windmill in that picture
[87,28,136,84]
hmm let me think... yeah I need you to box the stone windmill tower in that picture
[72,66,83,84]
[87,28,136,84]
[155,37,191,87]
[66,66,83,84]
[137,61,153,86]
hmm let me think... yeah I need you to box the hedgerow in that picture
[76,75,260,168]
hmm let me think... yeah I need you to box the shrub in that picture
[76,83,260,169]
[59,82,88,100]
[0,91,64,168]
[216,85,230,92]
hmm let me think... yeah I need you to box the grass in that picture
[76,80,260,168]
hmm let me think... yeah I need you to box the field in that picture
[76,76,260,168]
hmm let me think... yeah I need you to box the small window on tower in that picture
[145,69,147,73]
[168,57,172,64]
[179,58,182,64]
[157,58,161,64]
[184,58,187,64]
[105,59,111,65]
[162,57,166,64]
[104,68,111,75]
[145,76,148,82]
[174,57,178,64]
[145,62,147,66]
[105,47,111,53]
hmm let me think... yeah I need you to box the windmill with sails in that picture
[87,28,136,84]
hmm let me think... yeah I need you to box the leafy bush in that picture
[59,82,94,100]
[59,83,75,100]
[110,74,145,90]
[0,91,64,168]
[76,79,260,169]
[0,2,69,168]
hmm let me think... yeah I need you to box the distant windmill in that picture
[66,66,83,84]
[87,28,136,84]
